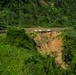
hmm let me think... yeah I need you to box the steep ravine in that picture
[34,31,67,69]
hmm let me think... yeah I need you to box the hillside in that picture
[0,0,76,75]
[0,0,76,28]
[0,28,76,75]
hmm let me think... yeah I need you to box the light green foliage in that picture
[0,35,36,75]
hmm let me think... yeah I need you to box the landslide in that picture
[34,31,67,69]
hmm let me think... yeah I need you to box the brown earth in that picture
[34,31,67,69]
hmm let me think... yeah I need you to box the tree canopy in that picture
[0,0,76,28]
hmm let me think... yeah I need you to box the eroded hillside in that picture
[34,31,67,68]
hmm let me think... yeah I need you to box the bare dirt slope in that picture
[34,31,66,69]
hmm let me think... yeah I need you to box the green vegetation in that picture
[0,0,76,28]
[0,0,76,75]
[62,29,76,74]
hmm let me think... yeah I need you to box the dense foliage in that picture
[0,0,76,28]
[6,28,35,50]
[62,29,76,75]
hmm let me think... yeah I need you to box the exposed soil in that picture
[34,31,67,69]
